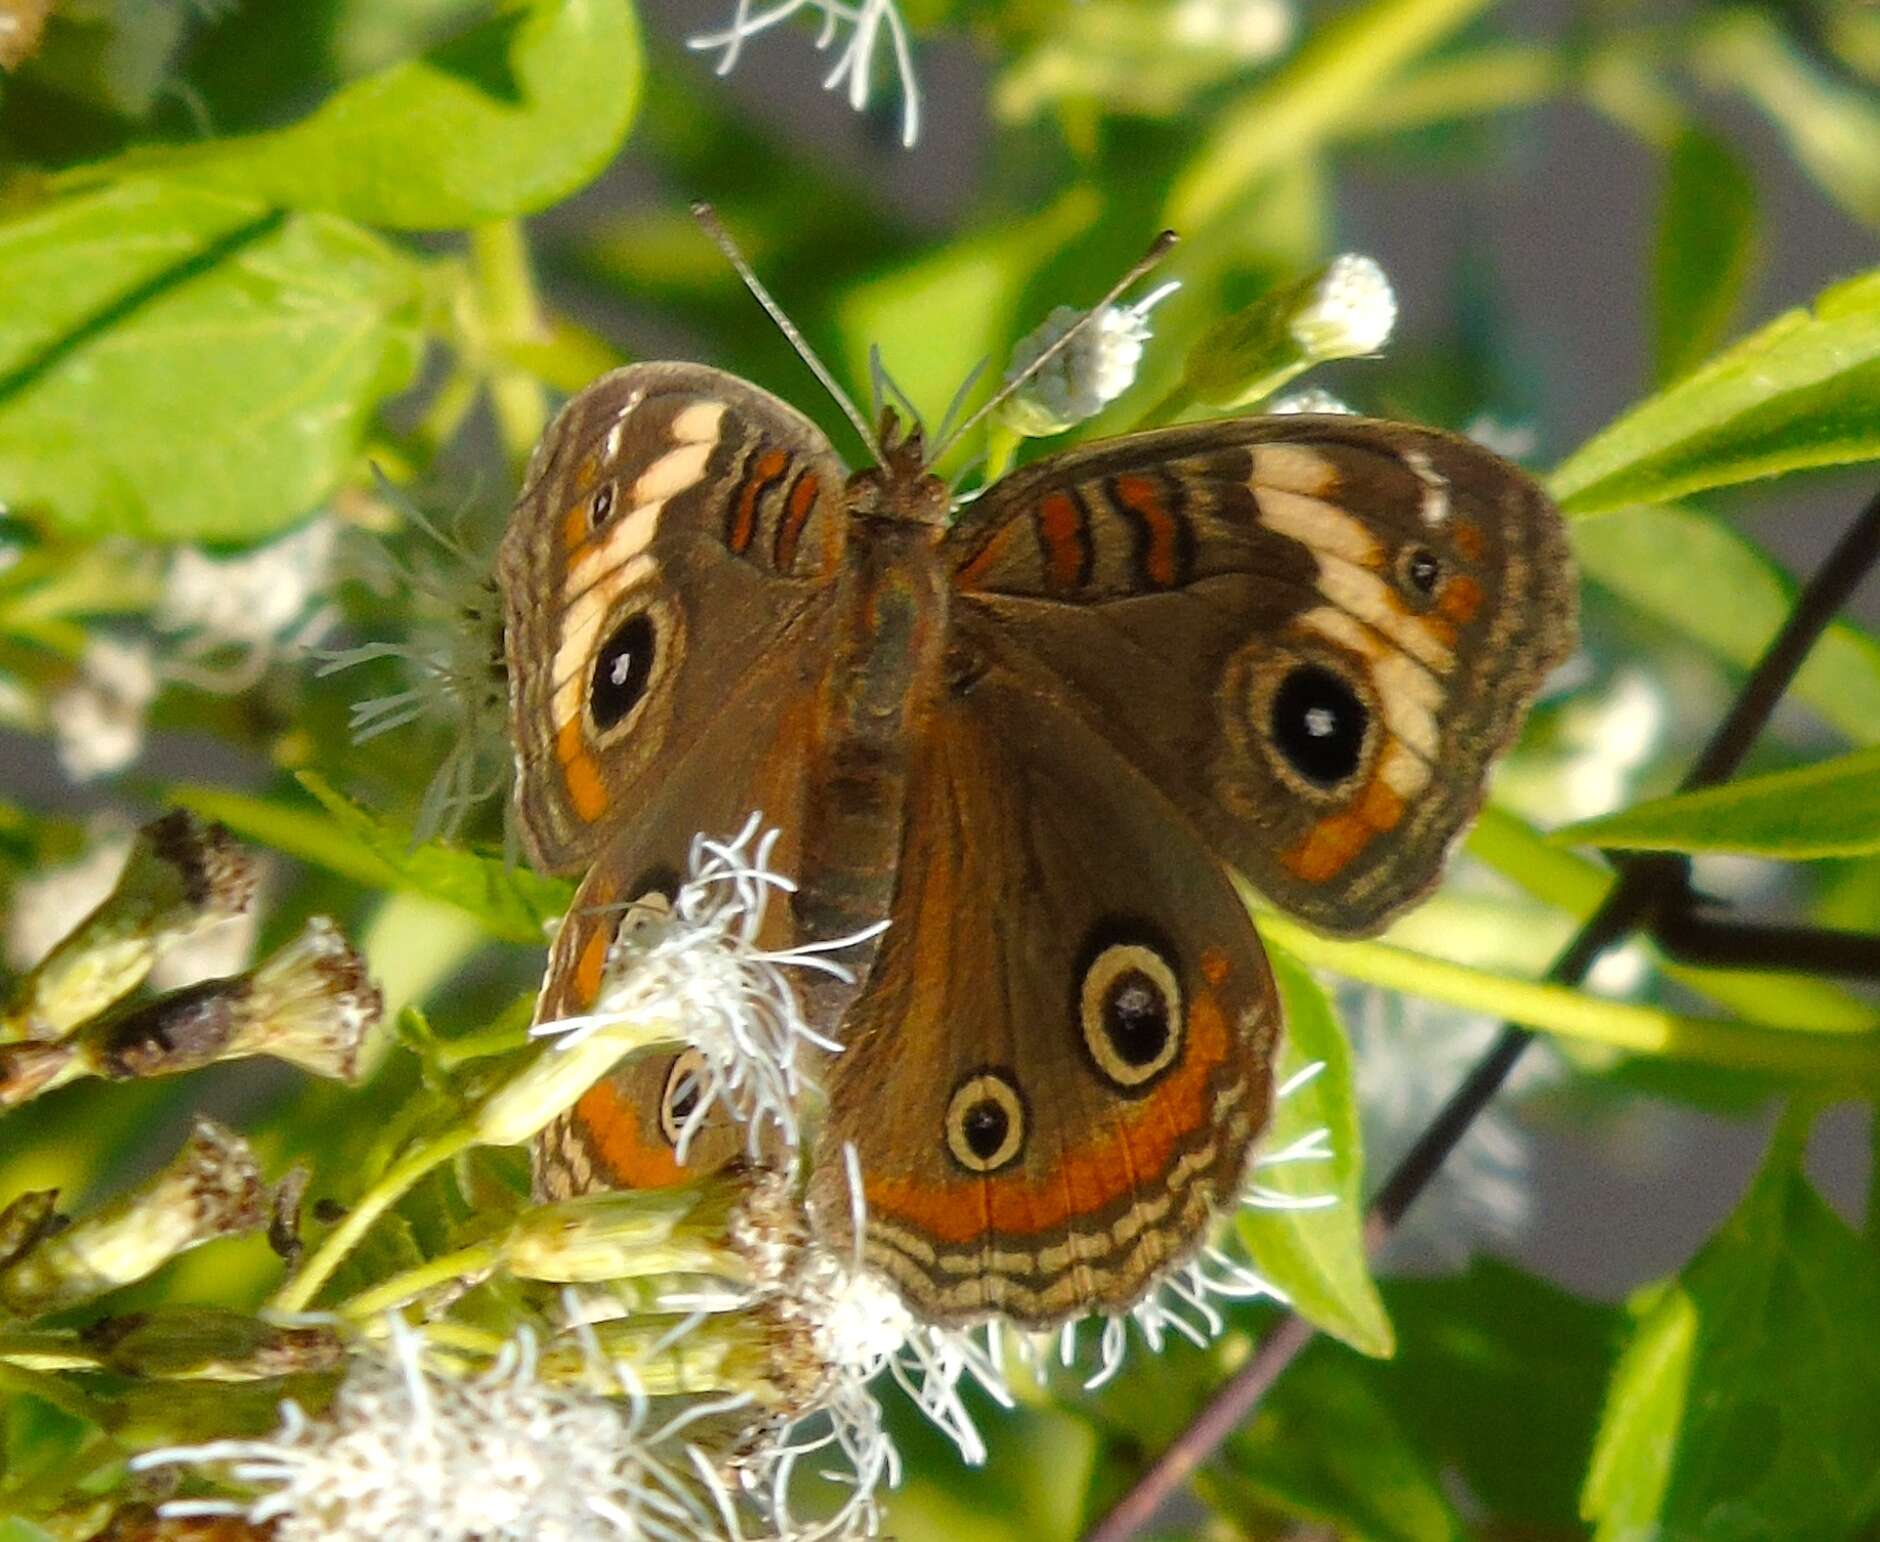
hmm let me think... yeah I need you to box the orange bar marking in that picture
[1114,472,1182,587]
[578,1080,688,1189]
[1451,520,1486,562]
[731,448,790,554]
[1438,575,1484,624]
[1036,491,1089,591]
[774,471,820,571]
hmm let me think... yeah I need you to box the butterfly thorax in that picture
[841,411,950,529]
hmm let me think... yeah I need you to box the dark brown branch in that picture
[1084,483,1880,1542]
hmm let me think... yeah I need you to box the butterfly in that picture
[499,264,1574,1330]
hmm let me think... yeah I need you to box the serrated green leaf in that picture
[68,0,642,230]
[1238,946,1392,1357]
[1557,746,1880,859]
[1376,1259,1620,1530]
[1549,267,1880,515]
[1583,1129,1880,1540]
[1573,503,1880,746]
[1653,129,1758,386]
[0,182,421,540]
[169,775,572,942]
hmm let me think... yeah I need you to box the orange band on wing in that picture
[864,985,1233,1243]
[1113,473,1182,588]
[555,718,609,823]
[576,1079,688,1189]
[1438,575,1484,624]
[1035,491,1090,591]
[774,470,820,571]
[953,524,1022,590]
[730,448,791,555]
[1451,519,1486,562]
[1280,773,1407,882]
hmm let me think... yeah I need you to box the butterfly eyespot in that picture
[1270,664,1368,787]
[944,1072,1026,1173]
[659,1048,711,1147]
[1401,546,1441,595]
[590,612,658,732]
[1079,942,1183,1088]
[590,484,616,529]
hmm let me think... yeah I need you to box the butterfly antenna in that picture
[927,229,1180,466]
[692,201,882,462]
[869,344,926,439]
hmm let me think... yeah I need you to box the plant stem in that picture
[270,1127,476,1315]
[1084,481,1880,1542]
[469,220,550,466]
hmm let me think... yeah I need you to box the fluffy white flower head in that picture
[159,519,338,681]
[1171,0,1294,59]
[1290,254,1397,361]
[136,1319,714,1541]
[533,816,886,1160]
[1270,386,1356,415]
[998,281,1181,437]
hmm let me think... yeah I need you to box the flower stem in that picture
[271,1127,477,1314]
[470,221,550,467]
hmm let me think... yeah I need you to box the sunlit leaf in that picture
[0,182,421,540]
[64,0,641,231]
[1239,946,1392,1357]
[1573,503,1880,746]
[1583,1124,1880,1540]
[1652,129,1757,386]
[1549,267,1880,514]
[1557,746,1880,859]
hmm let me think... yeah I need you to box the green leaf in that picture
[1238,947,1393,1357]
[0,1520,59,1542]
[1549,267,1880,515]
[0,182,421,541]
[1652,129,1758,386]
[1223,1345,1461,1541]
[170,775,572,943]
[1573,503,1880,746]
[1376,1260,1620,1530]
[1583,1127,1880,1540]
[67,0,642,230]
[1557,746,1880,859]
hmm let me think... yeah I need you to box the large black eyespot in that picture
[589,484,616,531]
[1270,664,1367,787]
[1079,942,1183,1088]
[944,1071,1026,1173]
[1401,545,1441,596]
[659,1048,710,1147]
[590,612,656,730]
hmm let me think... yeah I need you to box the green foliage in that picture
[1652,130,1758,386]
[1550,266,1880,514]
[1584,1118,1880,1540]
[1559,746,1880,859]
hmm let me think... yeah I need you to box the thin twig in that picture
[1084,483,1880,1542]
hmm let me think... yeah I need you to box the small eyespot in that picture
[1270,664,1368,787]
[1401,546,1441,596]
[590,484,615,530]
[659,1048,710,1147]
[590,611,657,731]
[944,1071,1026,1173]
[1079,943,1183,1088]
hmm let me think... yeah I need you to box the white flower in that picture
[1289,254,1397,361]
[998,281,1181,437]
[1171,0,1293,59]
[513,817,886,1156]
[136,1318,719,1541]
[51,636,159,782]
[158,519,339,689]
[1339,983,1553,1268]
[1555,669,1665,823]
[689,0,922,147]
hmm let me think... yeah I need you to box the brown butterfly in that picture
[500,240,1575,1330]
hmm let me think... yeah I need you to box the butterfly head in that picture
[845,408,950,527]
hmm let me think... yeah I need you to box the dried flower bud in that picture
[0,1187,61,1270]
[0,1119,265,1316]
[3,812,256,1044]
[997,282,1181,437]
[84,1307,346,1382]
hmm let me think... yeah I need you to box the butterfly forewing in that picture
[944,416,1575,934]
